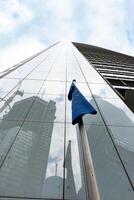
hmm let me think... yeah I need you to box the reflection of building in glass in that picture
[1,96,56,122]
[65,140,77,199]
[0,81,23,114]
[0,96,56,196]
[44,140,77,199]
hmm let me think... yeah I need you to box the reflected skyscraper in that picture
[0,95,56,196]
[64,140,77,199]
[44,140,77,199]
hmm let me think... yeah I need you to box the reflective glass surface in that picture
[0,93,36,121]
[65,124,87,200]
[0,42,89,200]
[0,41,134,200]
[88,83,119,99]
[26,94,65,123]
[5,44,57,79]
[108,126,134,185]
[84,124,134,199]
[40,81,65,95]
[0,79,20,94]
[0,121,64,198]
[95,97,134,126]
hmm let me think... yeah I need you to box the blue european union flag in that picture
[68,80,97,125]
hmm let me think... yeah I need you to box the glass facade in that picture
[0,41,134,200]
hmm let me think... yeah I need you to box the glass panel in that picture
[66,48,82,74]
[0,93,36,121]
[108,126,134,186]
[0,92,65,123]
[88,83,119,99]
[0,122,64,199]
[25,94,65,123]
[65,124,87,200]
[46,56,66,82]
[0,79,20,93]
[0,79,43,101]
[5,46,54,79]
[43,123,64,199]
[47,72,66,82]
[0,120,23,166]
[19,80,43,94]
[67,72,85,82]
[26,53,57,80]
[40,81,65,95]
[95,98,134,126]
[84,124,134,199]
[25,70,50,80]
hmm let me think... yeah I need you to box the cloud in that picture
[24,0,77,44]
[85,0,134,55]
[0,0,33,33]
[0,36,46,72]
[0,0,134,73]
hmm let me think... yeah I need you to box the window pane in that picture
[0,122,64,199]
[84,124,134,199]
[65,124,87,200]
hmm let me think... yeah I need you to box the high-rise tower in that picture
[0,41,133,200]
[74,42,134,112]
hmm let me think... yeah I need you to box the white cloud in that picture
[1,0,134,71]
[34,0,76,42]
[40,0,72,19]
[0,36,46,72]
[0,0,33,33]
[86,0,134,55]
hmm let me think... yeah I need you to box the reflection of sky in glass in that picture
[45,123,64,179]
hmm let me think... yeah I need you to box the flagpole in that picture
[78,119,100,200]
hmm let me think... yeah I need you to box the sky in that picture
[0,0,134,71]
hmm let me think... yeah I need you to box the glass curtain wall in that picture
[0,41,133,200]
[0,42,87,200]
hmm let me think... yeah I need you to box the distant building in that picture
[0,96,56,196]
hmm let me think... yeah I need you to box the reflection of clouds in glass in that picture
[100,88,107,97]
[54,95,64,102]
[46,159,63,178]
[45,123,64,178]
[0,79,19,93]
[40,81,65,95]
[89,84,119,99]
[48,155,57,163]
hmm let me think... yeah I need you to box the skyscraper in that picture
[73,42,134,112]
[0,41,133,200]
